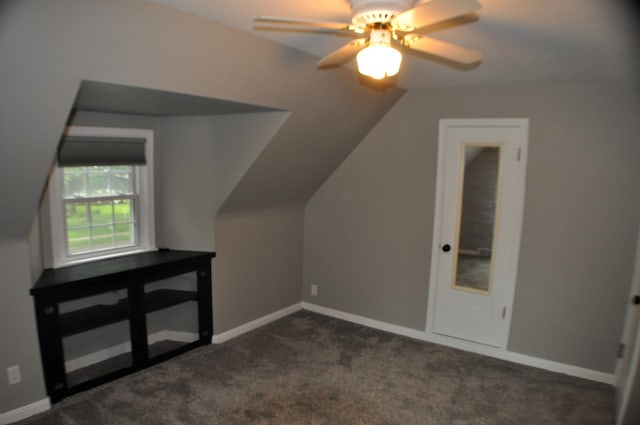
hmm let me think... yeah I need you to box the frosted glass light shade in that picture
[356,44,402,80]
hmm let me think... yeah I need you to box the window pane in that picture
[90,201,114,225]
[67,228,91,254]
[114,223,135,247]
[65,203,88,227]
[63,166,134,198]
[91,225,115,250]
[111,167,133,195]
[113,199,132,222]
[66,202,90,255]
[63,168,87,198]
[87,167,110,197]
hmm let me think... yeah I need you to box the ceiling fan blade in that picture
[254,26,361,37]
[317,38,368,68]
[394,0,481,31]
[254,16,353,31]
[401,35,482,65]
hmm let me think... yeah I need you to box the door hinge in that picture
[502,307,507,319]
[516,147,522,162]
[618,343,626,359]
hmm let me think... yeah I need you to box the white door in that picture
[428,119,528,348]
[616,223,640,425]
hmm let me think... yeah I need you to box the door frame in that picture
[426,118,529,350]
[615,221,640,425]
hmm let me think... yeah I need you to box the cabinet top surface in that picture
[31,250,215,295]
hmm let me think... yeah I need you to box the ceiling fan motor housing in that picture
[350,0,414,25]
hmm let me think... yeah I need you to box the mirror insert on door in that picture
[452,145,501,294]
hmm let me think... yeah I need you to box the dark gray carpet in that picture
[18,311,614,425]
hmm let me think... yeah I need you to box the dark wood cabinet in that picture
[30,249,214,403]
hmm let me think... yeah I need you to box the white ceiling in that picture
[146,0,638,89]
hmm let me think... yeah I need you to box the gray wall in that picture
[304,82,640,373]
[154,112,289,251]
[0,239,46,413]
[214,206,304,332]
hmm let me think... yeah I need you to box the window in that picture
[62,165,137,254]
[49,126,155,267]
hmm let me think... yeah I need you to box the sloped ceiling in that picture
[74,81,281,116]
[146,0,640,88]
[0,0,404,238]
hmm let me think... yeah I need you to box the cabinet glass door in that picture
[144,272,200,359]
[58,288,133,387]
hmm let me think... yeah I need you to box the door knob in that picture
[442,244,451,253]
[633,295,640,305]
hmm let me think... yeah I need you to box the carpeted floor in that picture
[17,311,614,425]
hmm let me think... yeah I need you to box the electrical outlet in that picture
[311,284,318,296]
[7,365,21,385]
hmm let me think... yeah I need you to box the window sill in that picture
[53,246,157,269]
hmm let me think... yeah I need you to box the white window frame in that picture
[49,126,155,267]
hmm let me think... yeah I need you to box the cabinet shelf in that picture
[145,289,198,312]
[59,289,198,337]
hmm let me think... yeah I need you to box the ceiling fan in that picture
[255,0,483,80]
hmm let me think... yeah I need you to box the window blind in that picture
[57,136,146,166]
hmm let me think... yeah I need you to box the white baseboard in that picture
[302,302,426,341]
[212,303,303,344]
[302,302,615,385]
[0,398,50,425]
[422,331,615,385]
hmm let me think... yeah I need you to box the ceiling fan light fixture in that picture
[356,44,402,79]
[356,28,402,80]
